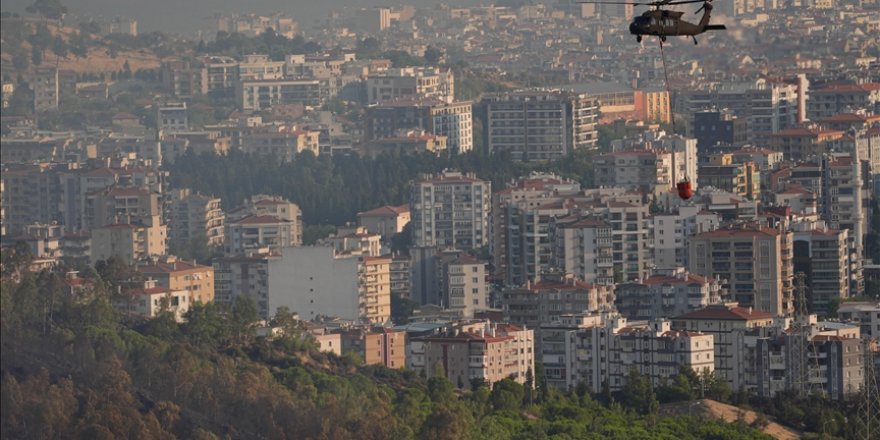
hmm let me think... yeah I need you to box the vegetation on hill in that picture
[164,150,599,226]
[0,251,775,439]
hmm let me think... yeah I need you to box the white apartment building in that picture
[482,90,599,160]
[167,188,225,247]
[652,205,720,270]
[410,170,491,251]
[540,314,715,392]
[689,226,794,317]
[267,247,390,324]
[366,67,454,104]
[615,268,724,321]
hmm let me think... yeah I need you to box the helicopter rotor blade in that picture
[576,1,656,5]
[663,0,710,5]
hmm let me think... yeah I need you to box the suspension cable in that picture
[657,38,676,135]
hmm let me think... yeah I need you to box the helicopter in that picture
[580,0,726,44]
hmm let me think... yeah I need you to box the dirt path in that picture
[659,399,801,440]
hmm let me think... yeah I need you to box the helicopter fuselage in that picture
[629,9,702,37]
[627,1,724,42]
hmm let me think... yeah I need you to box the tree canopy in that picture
[0,258,777,439]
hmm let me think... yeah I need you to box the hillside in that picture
[659,399,801,440]
[0,17,164,76]
[0,254,774,440]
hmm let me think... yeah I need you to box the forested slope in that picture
[0,252,772,439]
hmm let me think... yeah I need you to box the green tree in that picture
[391,294,418,324]
[51,35,68,60]
[424,46,442,64]
[26,0,67,20]
[620,368,659,415]
[491,378,524,412]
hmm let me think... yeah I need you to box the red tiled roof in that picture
[531,280,601,291]
[661,330,706,338]
[358,205,410,217]
[696,227,780,238]
[232,215,289,225]
[770,127,844,137]
[675,306,774,320]
[642,273,708,285]
[138,260,210,273]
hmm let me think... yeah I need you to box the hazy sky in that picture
[2,0,483,35]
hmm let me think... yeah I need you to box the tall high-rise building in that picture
[491,173,582,286]
[482,90,598,160]
[366,99,473,154]
[167,188,225,248]
[689,226,794,316]
[410,170,490,251]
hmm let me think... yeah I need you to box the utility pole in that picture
[855,339,880,440]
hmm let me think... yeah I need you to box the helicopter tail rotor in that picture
[695,0,712,14]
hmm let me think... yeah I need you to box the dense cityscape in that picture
[1,0,879,438]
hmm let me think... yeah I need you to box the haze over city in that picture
[1,0,878,438]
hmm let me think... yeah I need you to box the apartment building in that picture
[768,127,845,161]
[267,247,391,324]
[113,280,192,322]
[224,215,299,256]
[502,271,616,330]
[237,54,285,80]
[807,82,880,119]
[697,154,760,199]
[482,90,599,160]
[781,154,867,297]
[838,302,880,339]
[1,163,64,235]
[755,323,864,401]
[728,146,784,171]
[226,195,303,252]
[598,202,654,282]
[167,188,225,247]
[410,170,490,251]
[365,132,448,157]
[239,127,321,161]
[389,253,411,299]
[678,79,799,142]
[540,314,715,393]
[595,149,685,195]
[491,173,582,286]
[357,204,410,244]
[553,217,615,286]
[323,225,382,257]
[90,222,167,265]
[412,321,535,389]
[652,205,720,270]
[689,226,793,316]
[615,268,723,321]
[162,60,207,98]
[337,327,406,369]
[671,304,775,388]
[365,67,454,104]
[365,98,473,154]
[692,110,748,150]
[237,78,322,111]
[213,252,279,314]
[792,228,849,315]
[441,254,489,318]
[137,256,215,303]
[157,102,189,134]
[86,186,162,230]
[33,67,59,111]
